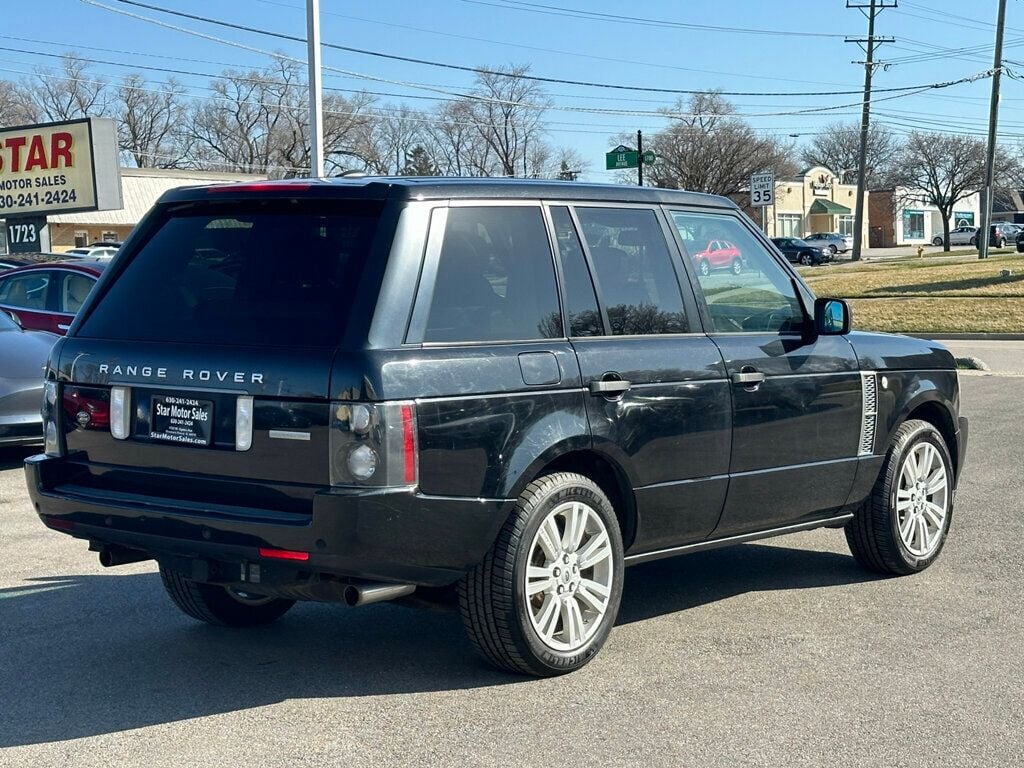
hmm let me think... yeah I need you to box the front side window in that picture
[672,211,803,334]
[574,207,689,335]
[422,206,561,343]
[0,271,50,310]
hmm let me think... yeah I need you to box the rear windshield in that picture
[77,201,383,348]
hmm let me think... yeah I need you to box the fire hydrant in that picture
[917,244,925,258]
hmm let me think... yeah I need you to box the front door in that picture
[669,209,862,537]
[548,204,732,553]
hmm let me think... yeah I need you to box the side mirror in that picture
[814,298,851,336]
[3,310,22,330]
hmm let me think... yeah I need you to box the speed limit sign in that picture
[750,172,775,208]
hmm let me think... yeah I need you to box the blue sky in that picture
[2,0,1021,180]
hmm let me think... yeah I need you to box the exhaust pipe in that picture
[97,546,153,567]
[344,582,415,607]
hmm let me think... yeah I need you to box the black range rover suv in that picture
[27,178,968,676]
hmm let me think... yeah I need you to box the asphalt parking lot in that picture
[0,373,1020,768]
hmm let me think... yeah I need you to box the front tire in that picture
[698,259,711,277]
[458,472,624,676]
[845,420,954,575]
[799,253,814,266]
[731,258,743,275]
[160,565,295,626]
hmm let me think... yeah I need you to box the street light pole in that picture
[979,0,1008,260]
[306,0,324,178]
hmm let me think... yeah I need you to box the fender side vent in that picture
[859,372,878,456]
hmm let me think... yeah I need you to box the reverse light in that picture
[347,444,379,480]
[42,381,62,457]
[109,386,130,440]
[235,395,254,451]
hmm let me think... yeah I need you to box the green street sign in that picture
[641,151,656,165]
[606,145,638,170]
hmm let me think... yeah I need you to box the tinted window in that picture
[78,202,382,348]
[59,272,94,313]
[423,206,561,343]
[550,207,602,337]
[575,207,688,335]
[0,271,50,310]
[672,211,803,334]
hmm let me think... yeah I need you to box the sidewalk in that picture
[937,339,1024,375]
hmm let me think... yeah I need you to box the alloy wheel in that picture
[895,441,949,558]
[524,500,614,652]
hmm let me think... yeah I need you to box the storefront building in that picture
[868,187,980,247]
[0,167,266,253]
[741,166,870,243]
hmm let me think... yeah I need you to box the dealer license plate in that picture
[150,395,214,446]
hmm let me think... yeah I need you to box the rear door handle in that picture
[589,379,632,395]
[731,370,765,386]
[57,324,71,331]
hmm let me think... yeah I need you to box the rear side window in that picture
[421,206,561,343]
[0,271,50,310]
[77,202,382,348]
[60,272,94,313]
[574,207,689,335]
[550,206,602,337]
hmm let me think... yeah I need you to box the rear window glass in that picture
[77,203,382,348]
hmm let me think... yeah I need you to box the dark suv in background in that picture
[27,178,967,676]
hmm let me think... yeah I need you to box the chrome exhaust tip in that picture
[343,582,416,607]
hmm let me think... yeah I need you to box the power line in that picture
[454,0,847,38]
[93,0,965,99]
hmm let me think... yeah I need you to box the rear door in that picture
[551,204,731,552]
[669,208,862,537]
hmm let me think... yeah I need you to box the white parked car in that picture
[804,232,853,254]
[934,226,978,247]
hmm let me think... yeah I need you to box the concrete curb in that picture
[910,333,1024,341]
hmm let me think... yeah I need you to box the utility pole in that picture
[979,0,1008,260]
[637,130,644,187]
[306,0,324,178]
[846,0,895,262]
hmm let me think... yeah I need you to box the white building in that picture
[869,187,981,247]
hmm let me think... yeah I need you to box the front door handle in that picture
[589,379,632,395]
[57,323,71,331]
[731,368,765,386]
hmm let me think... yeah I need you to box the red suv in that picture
[0,261,106,335]
[693,239,744,276]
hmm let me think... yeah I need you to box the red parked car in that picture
[0,260,106,335]
[693,239,744,276]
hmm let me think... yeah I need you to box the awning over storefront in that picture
[809,198,852,215]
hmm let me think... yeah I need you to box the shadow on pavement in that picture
[0,446,36,472]
[0,542,876,747]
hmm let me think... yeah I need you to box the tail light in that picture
[329,401,418,488]
[42,380,62,457]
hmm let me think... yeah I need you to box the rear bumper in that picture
[25,454,512,587]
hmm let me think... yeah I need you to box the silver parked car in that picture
[804,232,853,254]
[0,311,55,446]
[934,226,979,247]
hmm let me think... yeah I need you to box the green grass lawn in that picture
[798,251,1024,333]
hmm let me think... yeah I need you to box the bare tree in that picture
[29,55,109,121]
[356,104,425,175]
[115,74,188,168]
[422,99,498,176]
[893,132,991,252]
[800,120,900,187]
[185,59,373,176]
[646,92,796,195]
[0,79,39,125]
[468,65,550,177]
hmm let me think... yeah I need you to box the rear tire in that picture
[845,419,954,575]
[159,565,295,626]
[828,244,838,254]
[458,472,624,677]
[969,236,977,246]
[932,236,943,246]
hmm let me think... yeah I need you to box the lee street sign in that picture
[750,171,775,208]
[606,145,638,170]
[0,117,122,218]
